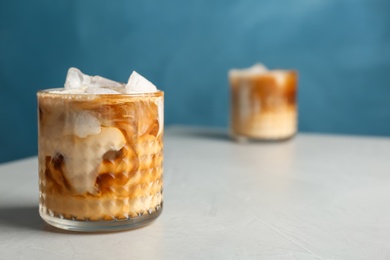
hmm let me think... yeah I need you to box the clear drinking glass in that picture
[230,70,298,141]
[37,90,164,232]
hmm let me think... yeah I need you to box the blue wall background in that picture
[1,0,390,162]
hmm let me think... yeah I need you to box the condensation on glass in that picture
[37,90,164,232]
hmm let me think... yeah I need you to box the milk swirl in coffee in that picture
[38,68,164,230]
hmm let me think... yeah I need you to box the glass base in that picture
[230,133,296,142]
[39,204,163,232]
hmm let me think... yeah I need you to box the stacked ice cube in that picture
[63,67,157,94]
[229,63,288,86]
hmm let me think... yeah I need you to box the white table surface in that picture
[1,126,390,260]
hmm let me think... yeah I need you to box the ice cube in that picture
[229,63,268,78]
[64,111,101,138]
[64,67,122,89]
[88,75,122,88]
[125,71,157,93]
[64,68,84,89]
[249,63,268,74]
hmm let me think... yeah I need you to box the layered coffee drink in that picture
[230,64,298,140]
[38,68,163,231]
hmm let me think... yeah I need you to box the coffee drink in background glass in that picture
[229,64,298,141]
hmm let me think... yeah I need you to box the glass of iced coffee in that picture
[229,64,298,141]
[38,68,164,232]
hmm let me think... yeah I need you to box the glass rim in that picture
[37,88,164,97]
[228,69,297,80]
